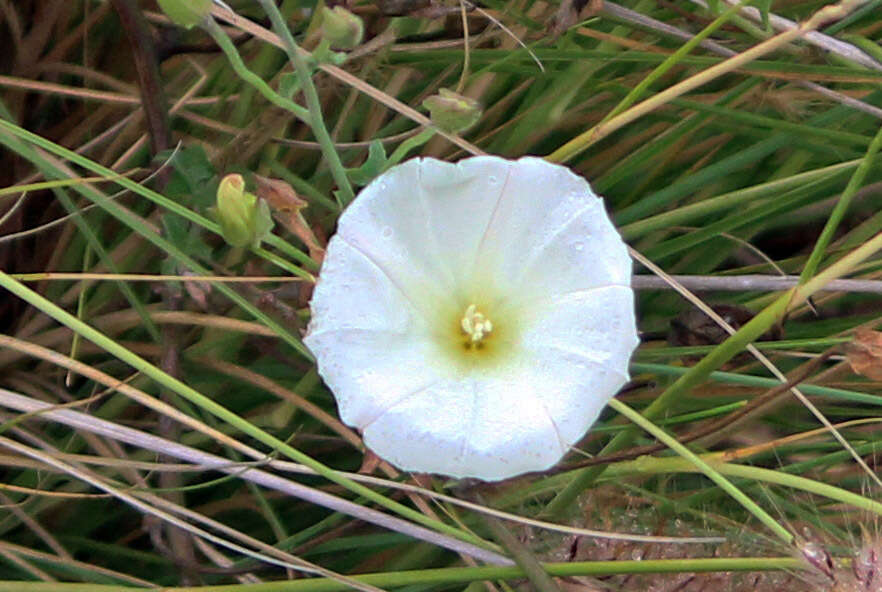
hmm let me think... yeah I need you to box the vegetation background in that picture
[1,0,882,590]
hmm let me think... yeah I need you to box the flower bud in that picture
[157,0,212,28]
[213,174,275,248]
[320,6,364,50]
[422,89,482,133]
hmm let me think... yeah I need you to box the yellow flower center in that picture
[460,303,492,346]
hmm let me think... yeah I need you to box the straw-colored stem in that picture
[547,0,868,163]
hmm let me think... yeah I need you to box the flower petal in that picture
[508,347,629,452]
[520,285,639,377]
[362,379,476,478]
[473,157,632,301]
[307,156,640,481]
[306,237,425,334]
[457,376,567,480]
[362,375,565,480]
[304,328,442,427]
[334,159,452,317]
[416,156,513,290]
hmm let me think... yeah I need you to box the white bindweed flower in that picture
[304,156,639,481]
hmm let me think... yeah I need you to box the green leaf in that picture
[160,145,217,210]
[345,140,388,186]
[162,214,212,263]
[156,0,211,28]
[756,0,772,31]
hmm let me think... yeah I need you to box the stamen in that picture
[461,304,492,346]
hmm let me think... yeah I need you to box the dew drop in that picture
[488,175,498,184]
[381,226,393,239]
[572,241,585,252]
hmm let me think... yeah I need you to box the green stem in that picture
[256,1,355,206]
[253,246,315,282]
[602,0,751,123]
[610,455,882,518]
[799,117,882,283]
[0,557,803,592]
[0,113,162,342]
[385,128,436,169]
[607,399,792,543]
[546,227,882,517]
[0,176,122,196]
[202,18,309,121]
[632,362,882,406]
[69,245,93,382]
[476,497,561,592]
[0,272,492,553]
[0,118,316,279]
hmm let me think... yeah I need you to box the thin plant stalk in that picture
[0,271,497,552]
[255,1,355,205]
[601,0,751,123]
[0,118,317,276]
[200,18,309,121]
[631,362,882,405]
[609,455,882,517]
[546,223,882,516]
[0,557,804,592]
[547,0,870,163]
[607,398,792,542]
[385,128,436,169]
[798,114,882,282]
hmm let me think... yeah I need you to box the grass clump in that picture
[0,0,882,590]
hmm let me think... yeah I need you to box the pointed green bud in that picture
[213,174,275,249]
[157,0,212,29]
[320,6,364,50]
[422,89,482,133]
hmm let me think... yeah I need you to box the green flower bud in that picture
[320,6,364,50]
[212,174,275,248]
[157,0,212,29]
[422,89,482,133]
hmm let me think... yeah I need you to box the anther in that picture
[461,304,492,346]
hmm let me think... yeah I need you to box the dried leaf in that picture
[845,328,882,380]
[252,174,326,263]
[252,174,307,213]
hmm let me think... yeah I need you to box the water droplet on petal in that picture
[381,226,393,239]
[572,241,585,251]
[488,175,498,184]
